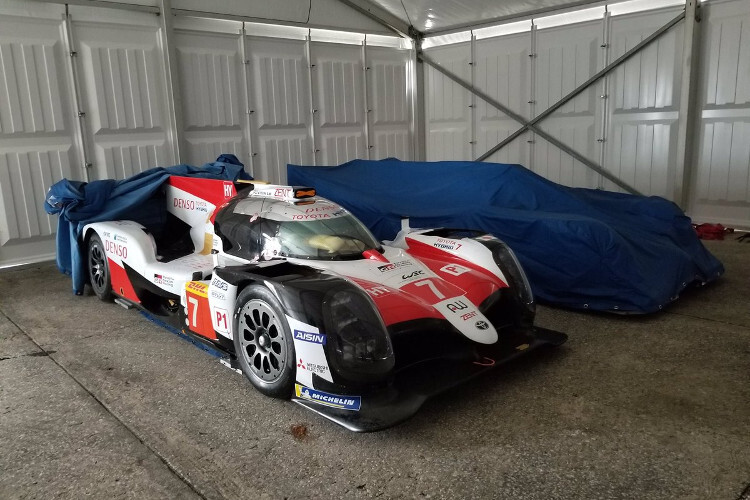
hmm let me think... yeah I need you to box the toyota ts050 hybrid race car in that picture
[82,176,567,431]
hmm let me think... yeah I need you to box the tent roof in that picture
[356,0,619,35]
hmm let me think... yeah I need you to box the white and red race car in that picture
[83,176,566,431]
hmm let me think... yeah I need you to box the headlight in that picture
[323,287,394,381]
[494,242,535,313]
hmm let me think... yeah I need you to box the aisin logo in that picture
[475,320,489,330]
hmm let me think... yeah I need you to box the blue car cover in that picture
[44,154,252,295]
[288,158,724,313]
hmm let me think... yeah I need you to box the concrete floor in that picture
[1,239,748,500]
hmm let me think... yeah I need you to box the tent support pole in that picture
[333,0,412,38]
[674,0,702,208]
[158,0,184,164]
[419,53,642,195]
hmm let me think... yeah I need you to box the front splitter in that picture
[292,327,567,432]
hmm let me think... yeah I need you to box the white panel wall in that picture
[366,46,413,160]
[310,42,368,166]
[691,0,750,227]
[246,36,313,183]
[425,43,472,161]
[535,20,604,188]
[422,5,695,208]
[71,10,175,180]
[474,32,531,165]
[605,7,683,197]
[0,8,80,266]
[175,29,246,166]
[0,1,413,266]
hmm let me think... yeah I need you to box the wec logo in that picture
[401,270,424,280]
[294,330,326,345]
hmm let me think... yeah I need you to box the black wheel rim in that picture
[89,241,107,293]
[238,299,287,382]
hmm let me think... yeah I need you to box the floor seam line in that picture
[0,306,214,500]
[664,310,750,329]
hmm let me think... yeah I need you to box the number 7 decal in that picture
[414,279,446,300]
[188,296,199,327]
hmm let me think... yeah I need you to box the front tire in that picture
[88,234,112,301]
[233,284,295,398]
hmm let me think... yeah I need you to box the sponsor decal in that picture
[102,231,111,238]
[433,238,462,251]
[305,205,337,213]
[211,277,229,291]
[440,264,470,276]
[210,290,226,300]
[173,198,195,210]
[291,213,331,220]
[186,281,208,297]
[104,240,127,259]
[366,285,391,297]
[377,260,411,273]
[446,299,469,313]
[401,270,424,280]
[154,274,174,287]
[461,311,477,321]
[293,330,326,345]
[113,234,127,243]
[223,182,234,198]
[475,320,489,330]
[296,358,329,377]
[295,384,361,411]
[476,234,497,241]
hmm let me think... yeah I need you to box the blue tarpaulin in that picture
[288,158,724,313]
[44,154,251,294]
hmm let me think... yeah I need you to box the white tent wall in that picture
[423,0,750,228]
[474,30,532,167]
[0,0,413,268]
[603,7,683,198]
[0,3,80,268]
[425,42,472,161]
[692,0,750,228]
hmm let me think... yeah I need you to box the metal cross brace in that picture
[419,11,687,196]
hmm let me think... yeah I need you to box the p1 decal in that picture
[294,330,326,345]
[295,384,361,411]
[440,263,470,276]
[214,307,230,334]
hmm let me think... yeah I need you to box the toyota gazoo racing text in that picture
[83,177,567,431]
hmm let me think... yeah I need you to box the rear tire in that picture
[88,234,113,301]
[233,285,295,398]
